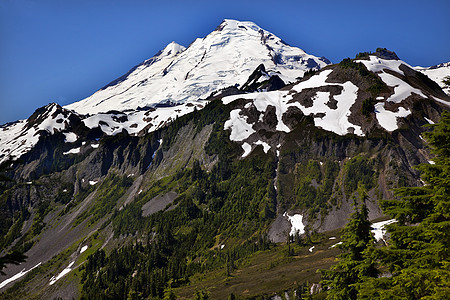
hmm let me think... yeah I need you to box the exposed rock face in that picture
[374,48,400,60]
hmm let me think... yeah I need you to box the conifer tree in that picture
[321,183,377,300]
[358,111,450,299]
[0,251,26,275]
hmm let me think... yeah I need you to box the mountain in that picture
[415,61,450,95]
[0,21,449,299]
[1,19,330,166]
[65,19,330,115]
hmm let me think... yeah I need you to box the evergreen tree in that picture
[162,286,177,300]
[194,289,210,300]
[358,112,450,299]
[0,251,27,275]
[321,184,377,300]
[442,76,450,87]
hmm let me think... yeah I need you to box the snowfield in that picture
[222,69,365,155]
[1,22,448,166]
[82,100,205,136]
[65,19,329,115]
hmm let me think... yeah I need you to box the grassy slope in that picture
[175,229,342,299]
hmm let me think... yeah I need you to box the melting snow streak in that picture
[49,261,75,285]
[0,262,41,289]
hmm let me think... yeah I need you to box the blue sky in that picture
[1,0,449,125]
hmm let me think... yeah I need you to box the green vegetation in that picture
[343,155,377,197]
[0,85,439,299]
[0,251,27,275]
[81,108,279,298]
[75,173,133,226]
[339,58,371,77]
[338,57,387,97]
[321,184,377,300]
[294,159,340,217]
[361,97,377,117]
[355,52,371,59]
[174,232,341,299]
[321,112,450,299]
[443,75,450,87]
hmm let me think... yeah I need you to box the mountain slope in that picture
[415,62,450,95]
[0,20,449,299]
[64,19,330,115]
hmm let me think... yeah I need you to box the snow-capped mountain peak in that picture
[0,103,81,164]
[159,41,185,57]
[64,19,330,115]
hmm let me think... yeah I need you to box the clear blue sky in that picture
[1,0,449,125]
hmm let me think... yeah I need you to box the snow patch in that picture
[254,140,271,153]
[358,56,411,76]
[80,245,88,254]
[49,261,75,285]
[424,117,435,124]
[309,246,315,253]
[224,109,256,141]
[63,132,78,143]
[415,62,450,95]
[283,212,305,236]
[223,70,364,138]
[374,103,411,132]
[0,262,41,289]
[379,72,426,103]
[89,180,98,186]
[358,56,427,104]
[82,101,202,136]
[330,241,343,248]
[371,219,397,242]
[241,142,252,158]
[63,147,81,155]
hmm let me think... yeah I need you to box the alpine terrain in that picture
[0,19,449,299]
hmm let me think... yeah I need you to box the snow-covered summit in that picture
[159,41,186,57]
[0,103,81,164]
[64,19,330,115]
